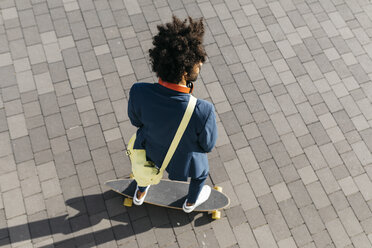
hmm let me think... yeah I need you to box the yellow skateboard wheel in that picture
[212,210,221,219]
[214,186,222,192]
[124,198,133,207]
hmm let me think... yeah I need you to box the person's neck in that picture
[178,78,187,86]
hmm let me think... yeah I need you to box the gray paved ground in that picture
[1,0,372,247]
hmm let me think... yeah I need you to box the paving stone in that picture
[341,150,364,177]
[244,207,266,231]
[45,113,65,139]
[271,182,291,203]
[298,133,316,149]
[247,169,271,198]
[233,182,258,211]
[58,94,75,108]
[30,63,48,80]
[80,110,98,127]
[107,139,125,156]
[308,122,331,146]
[231,102,253,126]
[252,224,278,248]
[304,145,328,170]
[0,155,16,178]
[35,149,53,167]
[76,161,99,189]
[306,181,331,210]
[62,47,81,68]
[39,92,59,116]
[61,105,81,129]
[338,207,363,237]
[286,82,307,105]
[291,224,313,247]
[266,209,291,241]
[24,193,45,215]
[252,110,270,124]
[267,142,291,168]
[281,132,304,158]
[280,163,300,183]
[69,137,91,164]
[0,171,19,193]
[3,188,25,219]
[223,83,244,105]
[99,113,117,131]
[26,116,45,132]
[316,167,340,194]
[1,86,20,104]
[235,146,259,173]
[297,165,317,186]
[0,210,8,239]
[354,173,372,201]
[67,66,87,89]
[73,85,90,99]
[219,110,241,135]
[68,213,95,246]
[312,229,333,248]
[59,175,82,204]
[91,147,113,174]
[41,177,62,199]
[329,190,350,213]
[301,204,326,235]
[12,136,33,163]
[84,124,106,150]
[351,141,372,166]
[29,126,50,153]
[224,159,247,186]
[258,120,280,145]
[248,136,272,162]
[20,173,42,198]
[256,193,277,217]
[7,114,28,139]
[7,214,31,247]
[193,227,219,248]
[175,229,198,248]
[88,79,108,102]
[325,218,352,247]
[4,99,22,117]
[279,198,305,229]
[67,128,86,146]
[260,159,283,186]
[27,211,52,245]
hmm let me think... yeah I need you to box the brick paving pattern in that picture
[1,0,372,247]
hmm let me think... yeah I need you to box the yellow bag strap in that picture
[159,95,197,173]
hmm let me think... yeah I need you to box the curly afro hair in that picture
[149,16,207,84]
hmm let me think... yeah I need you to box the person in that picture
[127,16,218,213]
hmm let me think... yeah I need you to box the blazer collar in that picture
[158,78,193,94]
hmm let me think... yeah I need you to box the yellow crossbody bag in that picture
[127,95,197,187]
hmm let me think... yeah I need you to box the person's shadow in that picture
[1,191,213,247]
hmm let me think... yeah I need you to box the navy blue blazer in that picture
[128,82,218,181]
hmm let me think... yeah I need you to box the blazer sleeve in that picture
[198,105,218,153]
[128,85,143,128]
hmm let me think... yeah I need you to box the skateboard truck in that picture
[124,197,133,207]
[211,186,223,219]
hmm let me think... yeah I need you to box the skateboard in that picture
[105,178,230,219]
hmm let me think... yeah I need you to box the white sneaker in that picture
[183,185,211,213]
[133,185,150,205]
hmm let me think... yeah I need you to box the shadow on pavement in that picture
[1,192,213,247]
